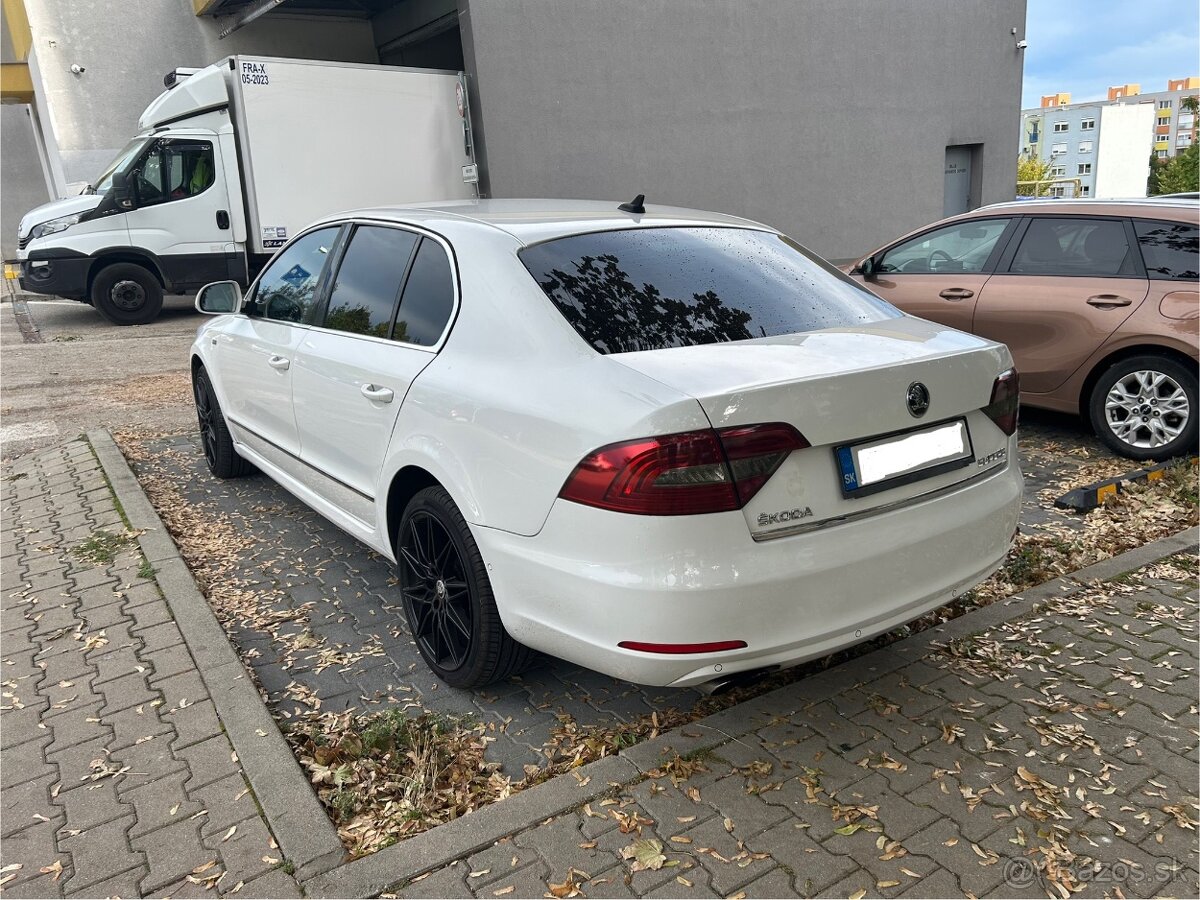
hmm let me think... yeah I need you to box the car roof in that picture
[311,198,772,246]
[971,197,1200,217]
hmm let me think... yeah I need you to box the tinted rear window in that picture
[1134,219,1199,280]
[519,227,899,354]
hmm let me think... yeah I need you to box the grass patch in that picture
[137,559,156,580]
[72,529,135,565]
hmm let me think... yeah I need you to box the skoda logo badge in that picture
[906,382,930,418]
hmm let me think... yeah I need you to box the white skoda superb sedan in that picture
[190,199,1023,690]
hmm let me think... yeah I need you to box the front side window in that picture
[394,238,455,346]
[1053,121,1068,132]
[1078,141,1093,153]
[1009,218,1134,277]
[1081,118,1095,130]
[877,219,1010,275]
[1134,220,1199,280]
[1078,163,1092,174]
[322,226,419,338]
[1051,143,1067,155]
[134,139,215,206]
[245,227,339,322]
[520,227,898,355]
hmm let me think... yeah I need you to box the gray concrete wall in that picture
[23,0,379,189]
[1,105,52,259]
[461,0,1027,260]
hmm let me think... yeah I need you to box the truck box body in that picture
[17,55,477,323]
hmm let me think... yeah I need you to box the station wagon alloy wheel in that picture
[194,375,220,471]
[400,510,474,671]
[1104,370,1190,450]
[1090,355,1198,461]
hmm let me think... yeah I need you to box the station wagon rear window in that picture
[520,227,899,354]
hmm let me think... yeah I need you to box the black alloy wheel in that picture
[192,367,253,479]
[396,486,535,688]
[400,509,474,672]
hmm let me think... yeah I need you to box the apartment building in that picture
[1020,77,1197,198]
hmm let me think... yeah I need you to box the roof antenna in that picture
[618,194,646,215]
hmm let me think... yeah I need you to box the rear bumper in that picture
[474,456,1023,687]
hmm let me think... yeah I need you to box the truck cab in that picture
[17,56,476,325]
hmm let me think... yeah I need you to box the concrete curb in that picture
[88,429,347,882]
[305,525,1200,898]
[89,425,1200,898]
[1055,456,1198,511]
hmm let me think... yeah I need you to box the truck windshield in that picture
[90,137,151,194]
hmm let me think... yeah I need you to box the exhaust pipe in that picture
[697,666,778,696]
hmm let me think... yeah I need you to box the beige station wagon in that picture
[846,199,1199,461]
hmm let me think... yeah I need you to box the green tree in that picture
[1157,142,1199,194]
[1147,151,1166,195]
[1016,154,1052,196]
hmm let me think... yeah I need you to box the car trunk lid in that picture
[610,316,1014,538]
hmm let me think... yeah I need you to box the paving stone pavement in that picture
[123,422,1124,780]
[383,555,1199,900]
[1,439,302,899]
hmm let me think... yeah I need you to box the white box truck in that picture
[16,56,477,324]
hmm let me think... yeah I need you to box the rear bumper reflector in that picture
[618,640,747,654]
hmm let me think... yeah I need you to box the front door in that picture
[124,133,235,288]
[974,216,1149,394]
[213,226,340,456]
[855,217,1016,333]
[293,225,458,520]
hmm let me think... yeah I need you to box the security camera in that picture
[1015,40,1028,50]
[70,64,85,74]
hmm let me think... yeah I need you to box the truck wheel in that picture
[92,263,163,325]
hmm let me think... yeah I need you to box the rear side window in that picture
[1008,218,1135,277]
[1134,219,1199,280]
[322,226,419,338]
[519,227,898,354]
[395,239,455,346]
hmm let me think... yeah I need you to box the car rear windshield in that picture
[519,227,900,354]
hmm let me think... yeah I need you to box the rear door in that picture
[854,217,1017,332]
[292,224,457,521]
[973,216,1150,393]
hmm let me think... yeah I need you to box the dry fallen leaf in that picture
[620,839,666,872]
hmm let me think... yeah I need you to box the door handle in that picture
[360,383,395,403]
[1086,294,1133,309]
[267,355,290,371]
[938,288,975,301]
[216,210,230,230]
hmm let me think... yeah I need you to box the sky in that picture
[1022,0,1200,109]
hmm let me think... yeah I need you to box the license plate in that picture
[836,419,973,498]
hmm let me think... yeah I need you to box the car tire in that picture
[193,367,253,479]
[1088,355,1198,461]
[91,263,164,325]
[397,486,535,688]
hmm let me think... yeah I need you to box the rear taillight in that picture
[984,368,1020,436]
[559,423,809,515]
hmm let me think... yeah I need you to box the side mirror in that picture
[195,281,241,315]
[112,172,136,210]
[859,256,878,280]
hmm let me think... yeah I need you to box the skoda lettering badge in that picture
[906,382,930,418]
